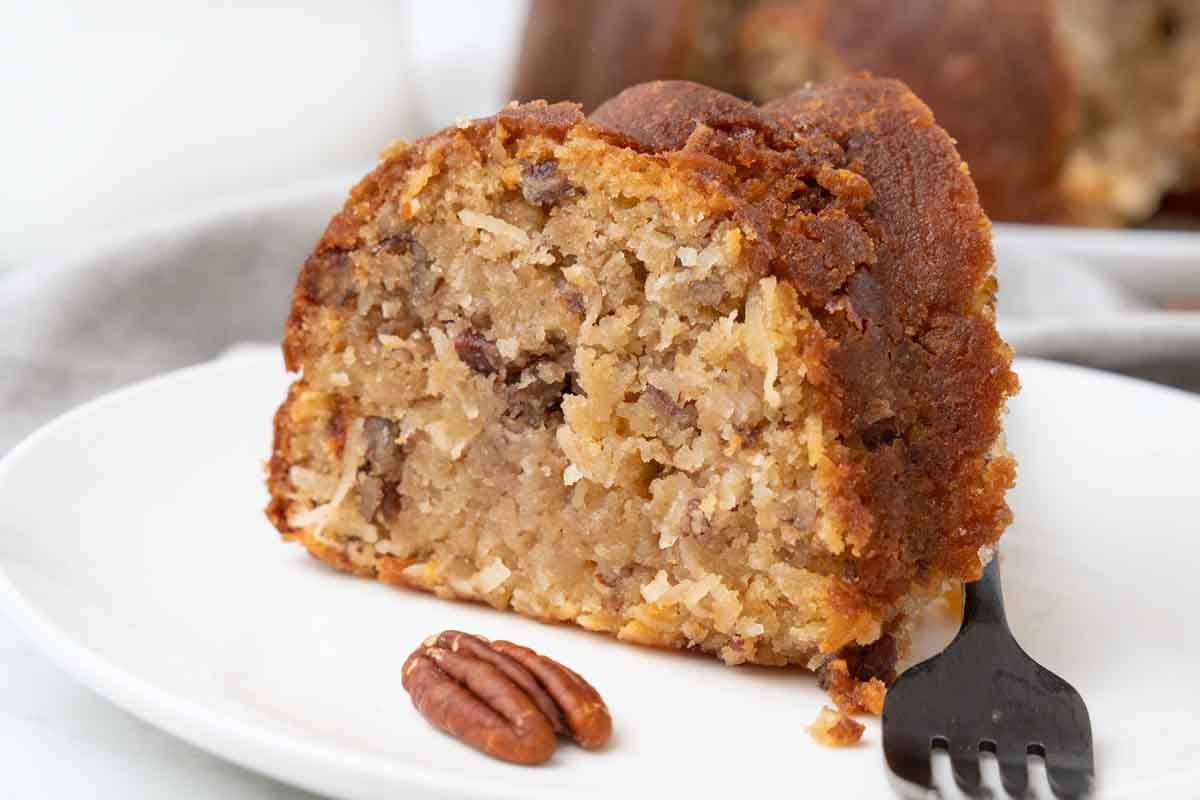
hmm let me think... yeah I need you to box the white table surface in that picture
[0,613,318,799]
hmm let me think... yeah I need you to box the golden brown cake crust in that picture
[268,78,1016,652]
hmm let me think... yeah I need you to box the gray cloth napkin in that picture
[0,182,344,453]
[3,181,1198,455]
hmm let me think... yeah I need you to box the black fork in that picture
[882,557,1095,798]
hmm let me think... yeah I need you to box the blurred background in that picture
[0,0,525,273]
[6,0,1200,276]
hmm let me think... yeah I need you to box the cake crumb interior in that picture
[275,128,856,667]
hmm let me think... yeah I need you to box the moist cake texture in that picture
[267,78,1017,673]
[512,0,1200,225]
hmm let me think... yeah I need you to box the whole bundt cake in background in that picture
[512,0,1200,226]
[267,77,1017,683]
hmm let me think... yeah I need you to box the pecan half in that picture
[401,630,612,764]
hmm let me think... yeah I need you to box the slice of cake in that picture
[266,78,1017,678]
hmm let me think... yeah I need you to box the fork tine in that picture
[884,746,933,794]
[1047,761,1094,799]
[993,743,1028,798]
[948,740,982,795]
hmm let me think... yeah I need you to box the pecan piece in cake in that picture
[454,333,502,376]
[521,159,576,207]
[362,416,403,480]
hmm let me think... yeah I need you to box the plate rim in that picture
[0,353,547,800]
[2,351,1200,799]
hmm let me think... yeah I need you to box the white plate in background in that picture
[1,350,1198,799]
[993,235,1200,381]
[994,224,1200,306]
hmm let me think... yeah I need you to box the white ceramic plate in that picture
[1,350,1198,799]
[993,223,1200,306]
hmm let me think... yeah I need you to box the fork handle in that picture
[962,555,1008,628]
